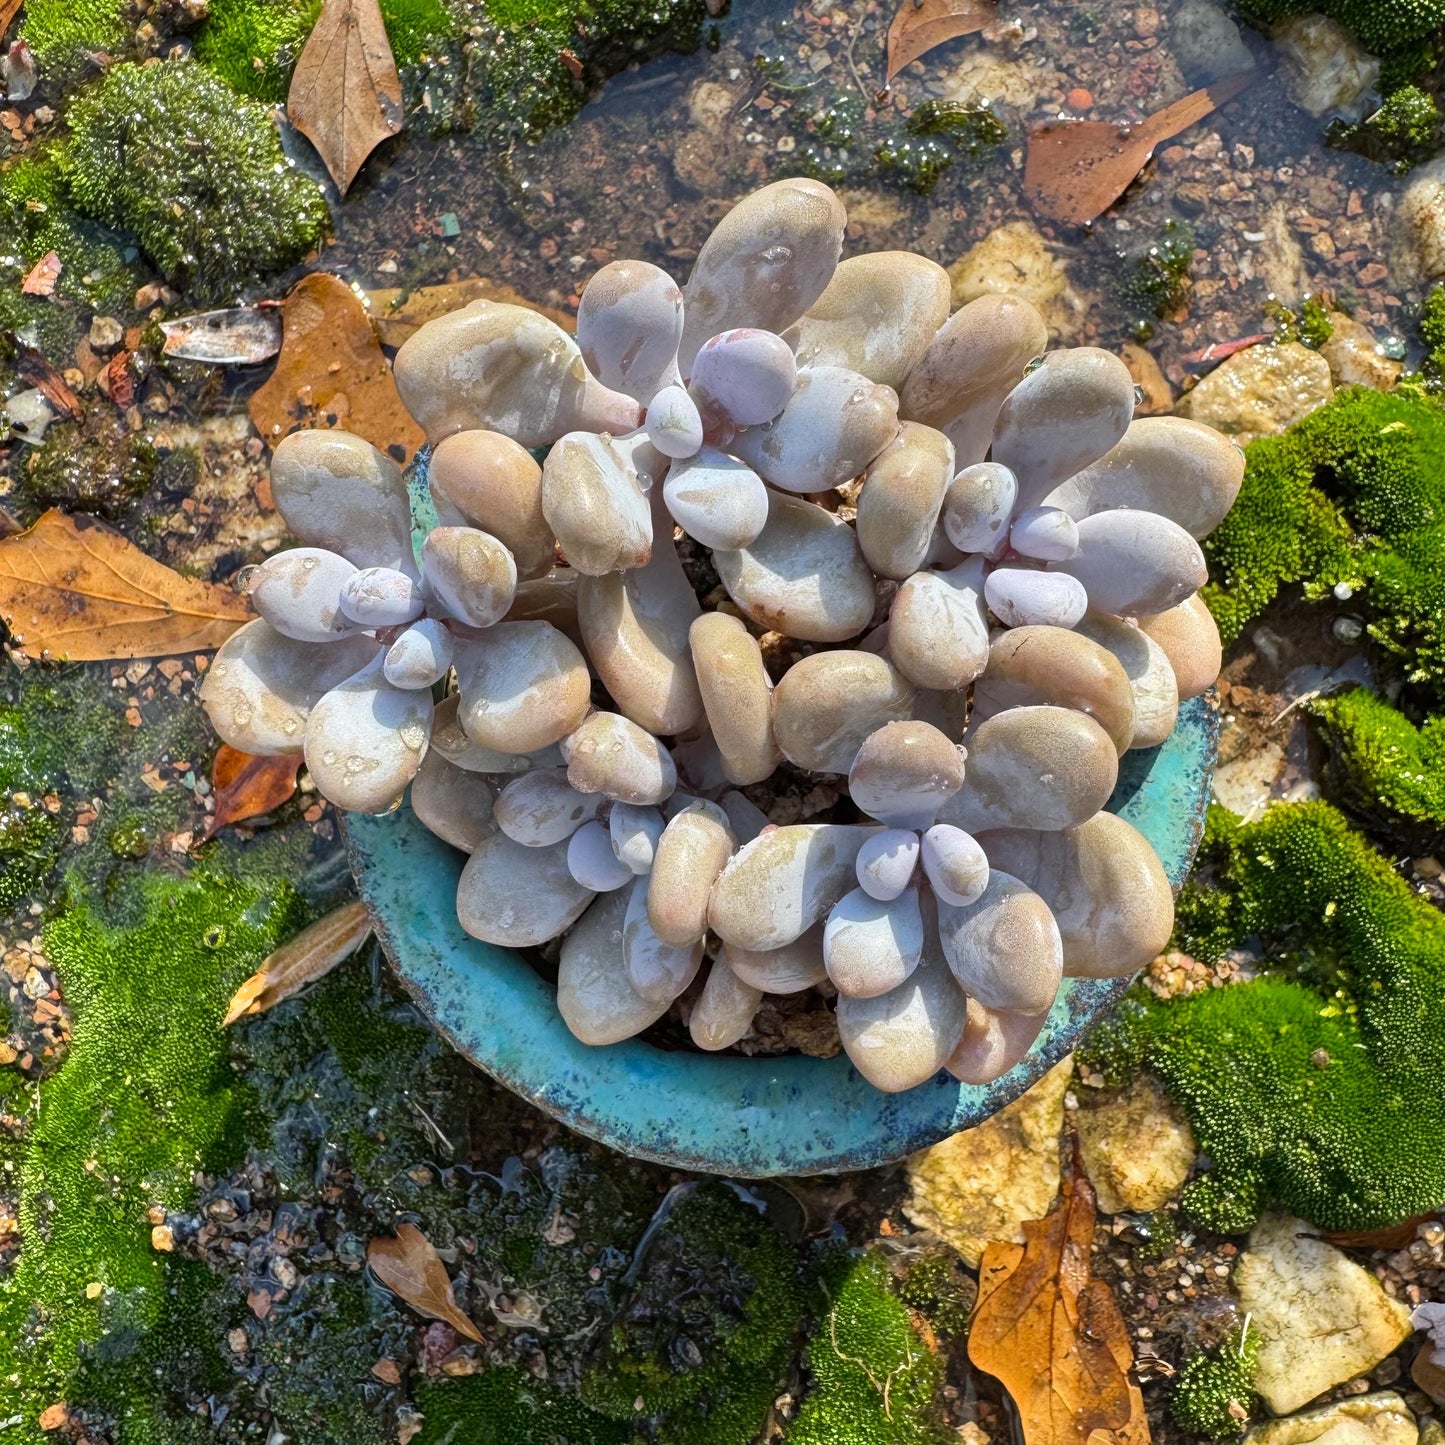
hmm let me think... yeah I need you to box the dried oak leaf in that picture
[366,278,577,347]
[1024,70,1254,225]
[885,0,997,85]
[223,900,372,1025]
[0,509,252,661]
[367,1223,484,1342]
[21,251,62,297]
[249,272,425,462]
[202,745,302,841]
[1,0,24,37]
[968,1158,1149,1445]
[287,0,403,195]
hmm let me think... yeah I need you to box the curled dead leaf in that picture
[201,745,302,841]
[0,509,252,661]
[1024,70,1254,225]
[367,1222,484,1342]
[161,307,284,365]
[885,0,997,85]
[287,0,403,195]
[21,251,62,297]
[223,900,372,1025]
[15,339,84,423]
[968,1145,1150,1445]
[249,273,425,462]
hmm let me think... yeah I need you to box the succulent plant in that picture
[201,178,1245,1094]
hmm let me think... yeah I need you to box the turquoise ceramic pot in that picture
[344,695,1217,1177]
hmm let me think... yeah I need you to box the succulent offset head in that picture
[200,177,1243,1095]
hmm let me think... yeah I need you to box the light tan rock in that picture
[1244,1393,1419,1445]
[1137,594,1223,700]
[1274,13,1379,119]
[856,422,955,580]
[563,711,677,806]
[1120,342,1174,415]
[1397,157,1445,284]
[575,259,684,402]
[394,300,642,447]
[648,800,735,946]
[454,621,592,755]
[772,651,917,774]
[979,813,1175,978]
[824,886,925,998]
[946,222,1084,347]
[900,293,1050,466]
[690,959,764,1051]
[558,889,670,1045]
[709,823,878,951]
[679,177,847,371]
[944,706,1118,833]
[904,1056,1073,1265]
[688,613,781,786]
[1075,1073,1197,1214]
[457,833,594,947]
[1177,341,1333,443]
[578,537,703,737]
[714,490,876,643]
[1320,314,1404,392]
[1052,510,1209,618]
[429,693,536,774]
[421,526,517,629]
[971,625,1136,756]
[1236,1215,1415,1415]
[789,251,951,389]
[429,430,555,579]
[1073,612,1180,750]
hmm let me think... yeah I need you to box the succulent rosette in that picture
[202,178,1242,1094]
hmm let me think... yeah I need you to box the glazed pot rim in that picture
[342,693,1218,1177]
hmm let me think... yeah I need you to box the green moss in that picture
[62,61,328,298]
[0,870,306,1441]
[17,433,198,521]
[1171,1326,1261,1440]
[1419,284,1445,392]
[788,1250,949,1445]
[1329,85,1442,169]
[1231,0,1445,56]
[194,0,458,102]
[1087,801,1445,1234]
[897,1250,976,1337]
[581,1184,803,1444]
[1203,387,1445,706]
[1307,686,1445,842]
[1119,220,1194,338]
[415,1369,627,1445]
[19,0,132,84]
[1269,296,1336,349]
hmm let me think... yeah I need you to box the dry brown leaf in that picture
[366,278,577,347]
[969,1151,1150,1445]
[15,339,83,422]
[1321,1214,1438,1251]
[21,250,61,297]
[0,509,252,661]
[1,1,24,37]
[885,0,997,85]
[287,0,403,195]
[1024,70,1255,225]
[223,900,372,1025]
[367,1223,484,1341]
[201,745,302,841]
[250,273,425,461]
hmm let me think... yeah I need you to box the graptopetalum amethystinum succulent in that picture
[201,178,1243,1092]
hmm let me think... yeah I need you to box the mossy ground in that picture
[1087,801,1445,1234]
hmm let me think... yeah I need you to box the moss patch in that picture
[1088,801,1445,1234]
[18,0,133,85]
[62,61,328,298]
[1171,1325,1261,1440]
